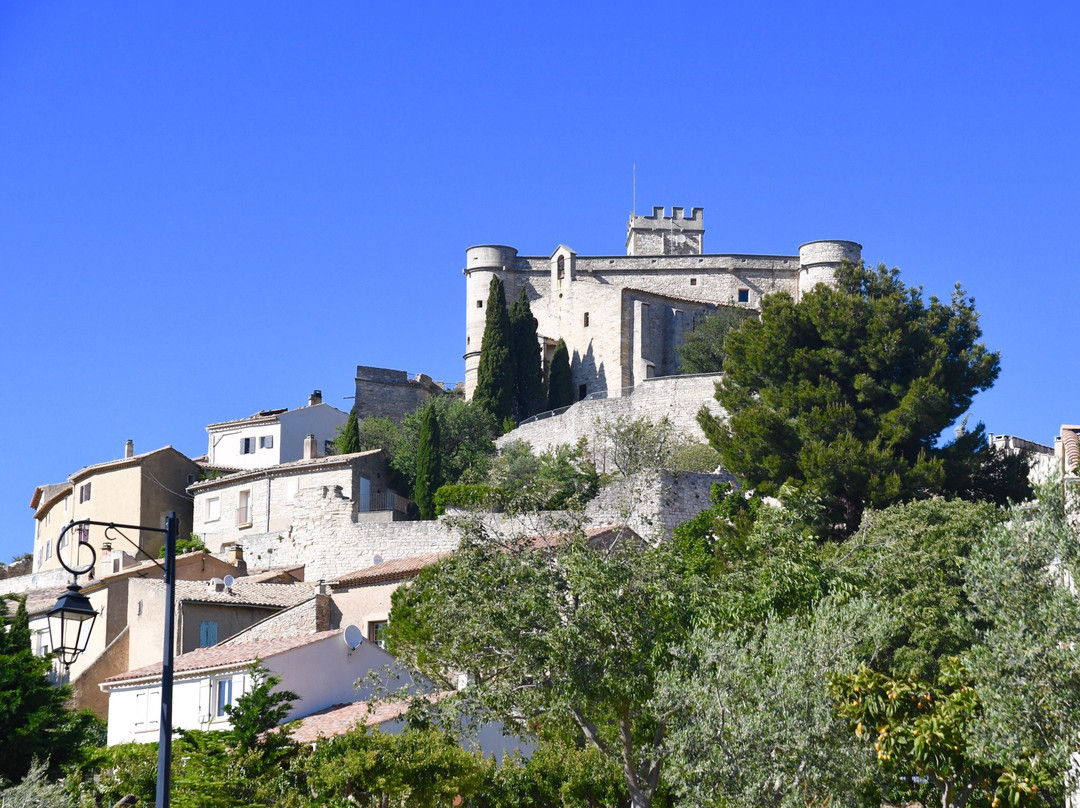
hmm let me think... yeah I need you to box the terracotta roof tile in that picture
[333,553,448,587]
[102,629,342,685]
[166,579,314,608]
[286,691,453,743]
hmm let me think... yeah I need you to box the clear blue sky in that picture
[2,1,1077,564]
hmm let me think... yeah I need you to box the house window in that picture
[45,541,52,559]
[738,288,750,303]
[583,312,590,327]
[200,621,219,648]
[79,482,92,503]
[286,478,299,499]
[260,435,273,449]
[368,620,388,649]
[240,437,256,454]
[215,678,233,717]
[206,497,221,522]
[237,490,252,527]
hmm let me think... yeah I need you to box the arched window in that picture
[557,255,565,281]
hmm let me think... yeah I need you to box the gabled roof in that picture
[30,482,73,516]
[206,402,346,431]
[287,691,452,744]
[69,446,196,485]
[189,450,384,493]
[101,629,342,686]
[151,579,314,609]
[333,553,448,588]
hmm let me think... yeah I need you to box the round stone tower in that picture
[797,240,862,300]
[463,245,518,399]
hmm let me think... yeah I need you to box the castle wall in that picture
[353,365,445,423]
[497,373,726,464]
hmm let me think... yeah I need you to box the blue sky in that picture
[2,1,1077,564]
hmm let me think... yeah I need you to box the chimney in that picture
[125,439,134,458]
[304,433,318,460]
[229,545,244,565]
[309,390,323,406]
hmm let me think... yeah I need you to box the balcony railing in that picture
[364,491,411,515]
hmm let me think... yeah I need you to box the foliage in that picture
[290,725,489,808]
[0,597,103,786]
[0,759,73,808]
[668,442,722,472]
[224,662,300,753]
[546,338,573,411]
[387,517,703,808]
[701,261,1019,538]
[474,276,514,426]
[675,305,755,374]
[509,287,545,421]
[159,534,207,558]
[391,396,498,491]
[660,597,890,808]
[433,483,501,514]
[333,407,361,455]
[486,439,600,512]
[356,415,401,457]
[413,403,443,520]
[596,415,680,478]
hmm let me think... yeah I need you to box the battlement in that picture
[626,205,705,256]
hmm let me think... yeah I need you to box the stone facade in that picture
[353,365,448,422]
[498,373,725,467]
[463,206,860,400]
[585,470,733,541]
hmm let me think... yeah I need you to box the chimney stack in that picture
[125,439,134,458]
[304,433,318,460]
[309,390,323,406]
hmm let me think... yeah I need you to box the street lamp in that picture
[51,513,179,808]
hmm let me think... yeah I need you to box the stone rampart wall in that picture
[499,373,726,466]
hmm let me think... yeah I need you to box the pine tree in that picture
[334,408,360,455]
[414,403,443,520]
[509,288,545,421]
[473,276,514,426]
[547,338,573,411]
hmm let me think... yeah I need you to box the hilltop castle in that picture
[463,206,861,401]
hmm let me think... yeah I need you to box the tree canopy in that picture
[508,288,544,421]
[676,305,755,374]
[413,403,443,520]
[700,261,1025,537]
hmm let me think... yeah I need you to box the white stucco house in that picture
[99,628,411,746]
[204,391,347,472]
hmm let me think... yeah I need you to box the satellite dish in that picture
[343,625,363,650]
[372,554,384,565]
[30,574,41,587]
[223,574,236,589]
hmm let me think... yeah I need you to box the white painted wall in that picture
[278,405,348,463]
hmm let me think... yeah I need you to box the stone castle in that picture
[463,206,861,401]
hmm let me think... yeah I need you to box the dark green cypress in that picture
[547,338,573,410]
[335,408,360,455]
[473,277,514,426]
[509,288,545,421]
[413,403,443,520]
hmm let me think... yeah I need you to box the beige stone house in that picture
[30,443,201,576]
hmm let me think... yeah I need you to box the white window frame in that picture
[236,489,252,527]
[259,435,274,449]
[205,496,221,523]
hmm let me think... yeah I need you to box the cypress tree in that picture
[335,408,360,455]
[413,403,443,520]
[547,338,573,410]
[473,276,514,426]
[509,288,544,421]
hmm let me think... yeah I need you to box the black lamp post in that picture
[51,513,179,808]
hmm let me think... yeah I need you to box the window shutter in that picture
[198,682,211,723]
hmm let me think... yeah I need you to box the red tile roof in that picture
[286,691,453,744]
[102,629,341,686]
[333,553,448,588]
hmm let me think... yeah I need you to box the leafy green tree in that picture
[676,305,755,374]
[413,403,443,520]
[224,662,300,752]
[333,407,361,455]
[387,518,702,808]
[0,597,102,786]
[485,439,599,512]
[474,276,514,426]
[547,338,573,410]
[391,397,497,491]
[701,261,1020,538]
[356,415,401,457]
[509,288,545,421]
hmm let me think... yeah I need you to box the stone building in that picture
[463,206,861,401]
[352,365,447,422]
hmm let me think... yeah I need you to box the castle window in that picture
[557,255,565,280]
[738,288,750,303]
[583,312,590,327]
[578,384,587,401]
[690,278,697,286]
[476,300,483,308]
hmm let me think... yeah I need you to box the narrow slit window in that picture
[583,312,590,327]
